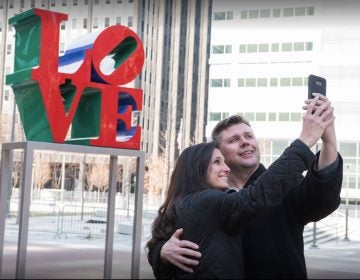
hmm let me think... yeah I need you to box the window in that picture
[339,143,357,157]
[224,79,231,87]
[269,112,277,121]
[4,90,9,101]
[247,44,257,53]
[105,17,110,27]
[294,42,304,51]
[280,77,291,86]
[211,79,222,87]
[6,44,11,55]
[244,112,255,121]
[246,78,256,87]
[305,42,313,51]
[212,45,224,54]
[281,42,292,52]
[31,0,35,7]
[60,43,65,54]
[290,113,301,121]
[292,77,303,86]
[259,44,269,52]
[214,12,225,20]
[72,19,77,29]
[295,7,306,16]
[94,0,99,4]
[62,0,66,6]
[225,45,232,54]
[210,112,222,121]
[283,7,294,17]
[271,43,279,52]
[116,17,121,25]
[61,22,66,30]
[279,112,290,121]
[256,112,266,121]
[238,78,245,87]
[93,17,98,29]
[227,11,234,20]
[128,16,133,27]
[84,0,88,5]
[240,11,248,19]
[106,0,110,3]
[260,9,270,18]
[270,78,278,87]
[51,0,55,7]
[20,0,24,8]
[239,44,246,53]
[273,8,281,17]
[83,18,87,29]
[249,10,259,19]
[257,78,267,87]
[73,0,78,5]
[307,6,314,16]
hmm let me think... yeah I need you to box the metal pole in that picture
[310,222,318,248]
[344,172,350,241]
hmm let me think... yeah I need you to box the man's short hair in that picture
[212,115,251,147]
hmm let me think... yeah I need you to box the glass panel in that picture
[211,79,223,87]
[271,43,279,52]
[282,42,292,52]
[249,10,259,19]
[339,143,357,157]
[212,45,224,54]
[273,9,281,17]
[273,140,289,155]
[240,10,248,19]
[260,9,270,18]
[247,44,257,53]
[269,112,277,121]
[294,42,304,51]
[295,7,306,16]
[284,7,294,17]
[279,112,290,121]
[259,44,269,52]
[238,79,245,87]
[280,77,291,86]
[239,44,246,53]
[246,78,256,87]
[257,78,267,87]
[270,78,278,87]
[214,12,226,20]
[292,77,303,86]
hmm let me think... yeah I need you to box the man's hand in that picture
[160,228,201,273]
[303,93,338,168]
[299,94,334,148]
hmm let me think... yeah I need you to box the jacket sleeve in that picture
[291,152,343,224]
[210,139,316,224]
[147,239,176,279]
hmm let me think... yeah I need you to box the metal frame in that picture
[0,141,145,279]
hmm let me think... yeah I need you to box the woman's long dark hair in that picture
[146,142,215,253]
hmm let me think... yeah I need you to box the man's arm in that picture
[148,228,201,278]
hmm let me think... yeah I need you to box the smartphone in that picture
[308,74,326,99]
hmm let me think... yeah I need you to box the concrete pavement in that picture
[2,233,360,279]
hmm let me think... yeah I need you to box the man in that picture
[148,94,343,278]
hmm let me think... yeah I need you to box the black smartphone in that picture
[308,74,326,99]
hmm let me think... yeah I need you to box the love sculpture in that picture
[6,8,145,150]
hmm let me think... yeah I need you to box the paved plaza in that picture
[1,230,360,279]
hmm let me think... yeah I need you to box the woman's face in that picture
[206,148,230,191]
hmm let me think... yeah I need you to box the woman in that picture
[146,140,315,279]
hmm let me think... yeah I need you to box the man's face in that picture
[218,123,260,170]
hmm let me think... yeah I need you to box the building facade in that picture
[208,0,360,205]
[0,0,212,187]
